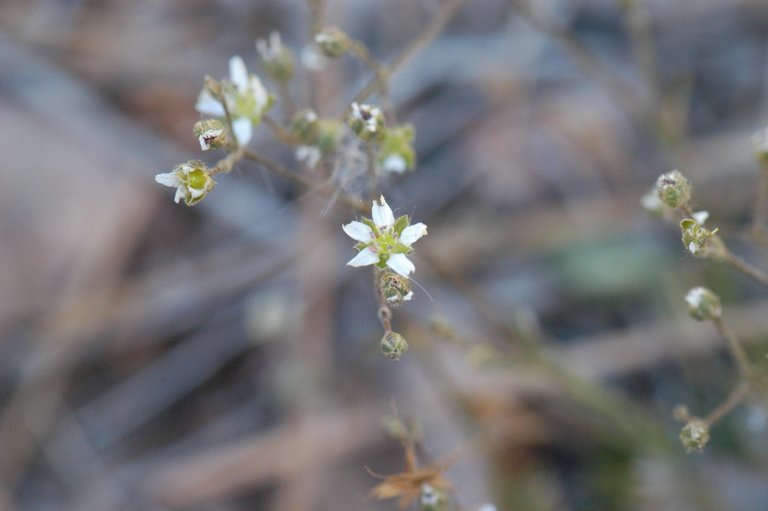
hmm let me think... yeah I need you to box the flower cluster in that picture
[196,56,273,147]
[343,196,427,277]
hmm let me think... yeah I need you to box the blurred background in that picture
[3,0,768,509]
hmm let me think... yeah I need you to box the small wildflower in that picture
[379,270,413,306]
[380,332,409,361]
[685,286,722,321]
[367,443,453,509]
[195,56,273,147]
[753,125,768,167]
[419,484,448,511]
[348,102,386,142]
[680,419,710,453]
[155,160,215,206]
[680,218,724,258]
[256,31,294,82]
[656,170,691,209]
[343,196,427,277]
[193,119,230,151]
[379,125,416,174]
[315,26,349,58]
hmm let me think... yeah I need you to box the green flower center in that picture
[186,168,208,190]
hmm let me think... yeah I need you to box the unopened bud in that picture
[656,170,691,208]
[378,125,416,174]
[291,109,319,145]
[194,119,230,151]
[379,270,413,307]
[349,102,385,142]
[380,331,408,361]
[315,26,349,58]
[680,420,710,453]
[685,286,722,321]
[257,32,295,82]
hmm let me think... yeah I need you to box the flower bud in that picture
[656,170,691,208]
[194,119,230,151]
[316,119,341,154]
[419,484,448,511]
[378,125,416,173]
[380,331,408,361]
[291,109,320,145]
[680,219,725,259]
[685,286,722,321]
[315,26,349,58]
[349,102,386,142]
[680,419,710,453]
[753,126,768,167]
[379,270,413,307]
[257,32,295,82]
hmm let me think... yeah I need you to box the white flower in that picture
[155,161,215,206]
[195,56,271,147]
[296,145,322,169]
[351,102,383,135]
[342,196,427,277]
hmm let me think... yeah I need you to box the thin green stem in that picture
[704,381,750,427]
[712,317,752,381]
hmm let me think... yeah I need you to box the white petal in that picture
[296,145,321,169]
[403,291,413,301]
[229,55,249,92]
[174,185,186,204]
[195,90,226,116]
[382,154,407,174]
[300,45,326,70]
[188,186,204,199]
[347,247,379,267]
[232,117,253,146]
[386,253,414,277]
[155,172,182,187]
[399,223,427,246]
[371,196,395,229]
[693,210,709,225]
[249,75,269,109]
[342,221,373,243]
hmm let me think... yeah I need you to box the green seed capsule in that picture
[380,332,408,361]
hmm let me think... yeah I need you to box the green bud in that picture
[315,26,349,58]
[316,119,341,154]
[685,287,722,321]
[348,102,386,142]
[291,109,320,145]
[656,170,691,208]
[419,484,448,511]
[680,420,710,453]
[379,270,413,307]
[378,125,416,173]
[257,32,294,82]
[380,331,408,361]
[680,219,724,259]
[194,119,230,151]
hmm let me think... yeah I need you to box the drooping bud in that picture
[419,484,448,511]
[348,102,385,142]
[680,420,710,453]
[656,170,691,208]
[315,26,349,58]
[680,219,725,259]
[194,119,230,151]
[685,286,722,321]
[380,331,408,360]
[257,32,295,82]
[379,270,413,307]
